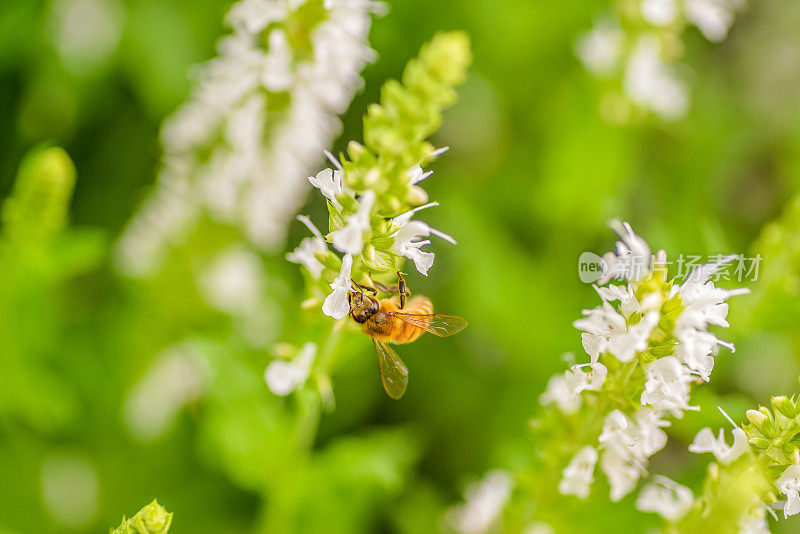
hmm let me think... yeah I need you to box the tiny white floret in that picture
[322,254,353,320]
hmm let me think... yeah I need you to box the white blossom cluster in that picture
[576,0,745,121]
[116,0,384,277]
[289,148,456,320]
[540,221,748,502]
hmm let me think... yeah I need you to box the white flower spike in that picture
[117,0,382,273]
[322,254,353,320]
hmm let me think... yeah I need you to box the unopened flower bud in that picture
[772,396,796,419]
[746,409,767,426]
[405,185,429,206]
[347,140,365,159]
[748,436,771,450]
[113,499,172,534]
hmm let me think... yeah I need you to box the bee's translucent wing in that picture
[390,313,468,337]
[374,340,408,400]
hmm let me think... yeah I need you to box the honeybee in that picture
[349,272,467,399]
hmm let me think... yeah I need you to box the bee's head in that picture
[349,291,379,324]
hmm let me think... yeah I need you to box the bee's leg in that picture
[396,271,409,309]
[348,291,356,320]
[365,271,390,293]
[351,278,376,295]
[367,271,411,309]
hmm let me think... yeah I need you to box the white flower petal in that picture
[330,190,375,254]
[636,476,693,521]
[308,167,344,204]
[264,342,317,396]
[778,465,800,518]
[641,356,697,415]
[559,446,598,499]
[689,426,748,465]
[390,214,454,276]
[539,374,582,414]
[565,363,607,396]
[322,254,353,319]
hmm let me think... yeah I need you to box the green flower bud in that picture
[347,140,365,159]
[405,185,429,206]
[771,395,796,419]
[746,409,767,426]
[748,436,771,450]
[649,343,677,357]
[766,446,787,464]
[112,499,172,534]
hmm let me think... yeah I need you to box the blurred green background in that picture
[2,0,800,532]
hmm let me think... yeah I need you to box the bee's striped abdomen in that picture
[393,296,433,344]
